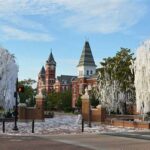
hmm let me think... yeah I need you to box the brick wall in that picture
[72,77,97,108]
[82,97,106,122]
[18,93,45,121]
[82,99,90,121]
[111,120,150,129]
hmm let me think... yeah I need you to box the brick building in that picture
[54,75,77,93]
[37,52,56,94]
[37,52,77,94]
[72,41,97,108]
[37,41,98,108]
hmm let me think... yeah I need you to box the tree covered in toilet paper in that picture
[0,48,18,110]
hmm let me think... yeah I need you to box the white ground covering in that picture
[0,114,148,136]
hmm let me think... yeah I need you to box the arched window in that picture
[87,70,89,75]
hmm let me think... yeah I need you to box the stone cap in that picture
[81,88,89,100]
[18,103,27,107]
[96,105,101,109]
[35,92,45,99]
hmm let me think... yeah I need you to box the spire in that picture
[46,51,56,66]
[77,41,96,67]
[39,66,45,75]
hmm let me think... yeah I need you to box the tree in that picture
[90,93,99,108]
[45,90,72,112]
[96,48,135,114]
[0,48,18,110]
[75,94,82,109]
[18,79,37,107]
[61,90,72,112]
[45,92,59,110]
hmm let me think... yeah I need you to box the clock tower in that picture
[45,52,56,93]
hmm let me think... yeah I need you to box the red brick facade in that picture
[45,64,56,93]
[18,93,45,120]
[72,41,97,108]
[54,80,72,93]
[37,41,97,109]
[72,77,97,108]
[37,52,76,95]
[37,52,56,94]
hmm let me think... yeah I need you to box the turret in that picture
[37,66,45,93]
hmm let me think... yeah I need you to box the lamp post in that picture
[13,78,18,131]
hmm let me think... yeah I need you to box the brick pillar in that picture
[98,105,106,122]
[81,90,90,121]
[35,92,45,120]
[18,103,27,120]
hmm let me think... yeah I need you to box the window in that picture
[90,70,93,74]
[87,70,89,75]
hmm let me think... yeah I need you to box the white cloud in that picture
[0,0,148,39]
[1,26,54,42]
[0,0,60,15]
[2,16,46,32]
[0,0,58,41]
[56,0,148,33]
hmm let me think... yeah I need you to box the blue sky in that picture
[0,0,150,81]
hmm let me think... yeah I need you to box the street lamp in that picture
[13,78,18,131]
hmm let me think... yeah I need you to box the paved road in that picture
[0,135,91,150]
[104,131,150,140]
[46,133,150,150]
[0,133,150,150]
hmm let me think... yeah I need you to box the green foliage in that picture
[113,48,135,91]
[99,48,135,92]
[146,112,150,116]
[98,48,136,114]
[19,79,36,86]
[75,94,82,109]
[90,94,99,108]
[18,79,37,107]
[4,111,12,118]
[61,90,72,112]
[0,107,4,111]
[45,90,72,112]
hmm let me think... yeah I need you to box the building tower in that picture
[37,66,45,93]
[45,52,56,93]
[72,41,97,107]
[77,41,96,78]
[77,41,96,93]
